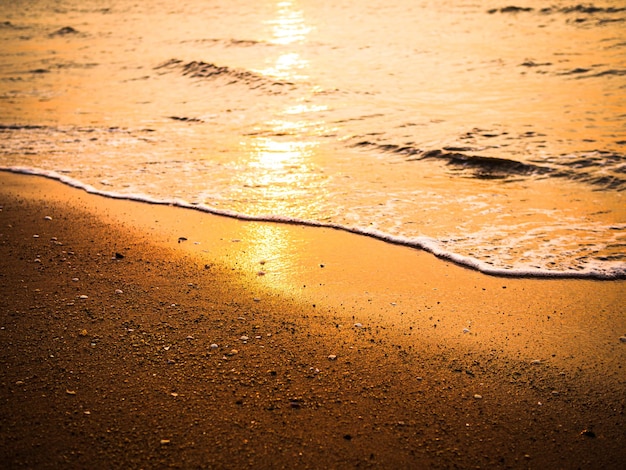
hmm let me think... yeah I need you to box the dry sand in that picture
[1,171,625,469]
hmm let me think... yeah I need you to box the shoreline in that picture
[1,171,625,468]
[3,167,622,281]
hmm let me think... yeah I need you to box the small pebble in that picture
[210,343,219,349]
[328,354,337,361]
[530,359,541,365]
[115,289,123,294]
[240,336,249,341]
[33,234,39,238]
[354,323,363,328]
[44,216,52,220]
[474,394,483,399]
[619,336,626,343]
[463,328,470,334]
[79,295,88,300]
[160,439,171,445]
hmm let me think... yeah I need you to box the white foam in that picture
[2,166,625,280]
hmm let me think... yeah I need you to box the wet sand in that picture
[1,171,625,469]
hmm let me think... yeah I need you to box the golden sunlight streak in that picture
[267,1,312,45]
[248,137,313,172]
[283,104,328,115]
[258,2,312,81]
[235,135,326,217]
[239,223,293,286]
[259,52,309,81]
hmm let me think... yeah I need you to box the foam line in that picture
[2,167,625,280]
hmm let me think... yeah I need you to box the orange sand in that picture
[1,171,625,468]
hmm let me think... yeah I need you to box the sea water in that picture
[1,0,625,278]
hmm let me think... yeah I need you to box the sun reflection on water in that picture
[235,0,330,219]
[258,1,313,81]
[267,1,313,46]
[248,137,315,171]
[260,52,309,81]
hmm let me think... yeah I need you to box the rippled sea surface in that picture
[1,0,625,277]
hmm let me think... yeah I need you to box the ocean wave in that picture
[154,59,296,93]
[352,140,626,190]
[48,26,81,37]
[520,63,626,79]
[180,38,272,48]
[487,4,626,27]
[0,21,29,30]
[2,166,625,280]
[488,5,626,15]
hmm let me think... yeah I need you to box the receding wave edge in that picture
[2,167,624,280]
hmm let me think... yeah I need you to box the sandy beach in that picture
[1,171,625,469]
